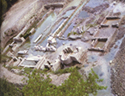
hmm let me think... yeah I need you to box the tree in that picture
[22,68,107,96]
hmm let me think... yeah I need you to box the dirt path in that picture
[0,65,25,84]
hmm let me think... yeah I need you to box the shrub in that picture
[22,68,107,96]
[67,32,71,37]
[73,32,77,35]
[53,66,79,74]
[0,78,22,96]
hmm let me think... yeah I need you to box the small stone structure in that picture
[68,35,82,40]
[112,23,119,28]
[18,50,28,55]
[13,37,23,42]
[47,36,57,44]
[12,37,26,52]
[44,3,64,9]
[34,44,56,52]
[88,37,108,52]
[106,16,120,20]
[76,27,83,34]
[100,24,109,27]
[33,34,42,43]
[59,46,86,65]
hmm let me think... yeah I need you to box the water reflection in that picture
[85,0,107,8]
[78,11,89,18]
[30,12,57,45]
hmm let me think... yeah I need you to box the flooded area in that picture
[30,12,57,45]
[95,41,106,48]
[64,10,74,17]
[87,55,98,63]
[78,10,89,18]
[103,19,120,25]
[2,0,125,95]
[64,0,83,9]
[92,35,125,96]
[85,0,108,8]
[63,23,74,38]
[19,12,57,55]
[18,0,89,56]
[91,63,113,96]
[104,34,125,62]
[51,19,65,34]
[95,35,125,96]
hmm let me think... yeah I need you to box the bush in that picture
[73,32,77,35]
[24,67,34,74]
[67,32,71,37]
[22,68,107,96]
[0,78,22,96]
[0,54,11,63]
[53,67,80,74]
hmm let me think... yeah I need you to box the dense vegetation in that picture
[21,68,107,96]
[1,0,18,25]
[1,0,18,14]
[0,67,107,96]
[0,78,22,96]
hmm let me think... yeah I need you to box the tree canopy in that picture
[21,68,107,96]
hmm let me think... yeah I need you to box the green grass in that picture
[73,32,77,35]
[67,31,78,37]
[7,65,23,71]
[67,32,72,37]
[86,23,97,28]
[0,54,11,63]
[23,67,34,74]
[0,67,107,96]
[20,21,37,39]
[53,66,80,74]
